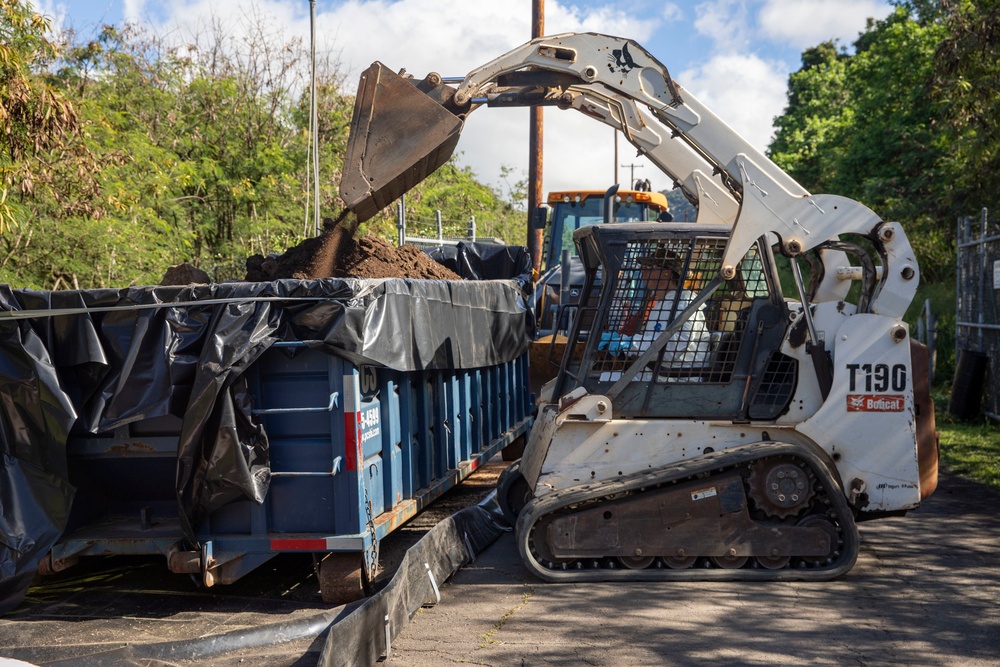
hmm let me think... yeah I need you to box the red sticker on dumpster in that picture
[846,394,905,412]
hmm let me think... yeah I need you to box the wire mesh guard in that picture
[593,237,770,384]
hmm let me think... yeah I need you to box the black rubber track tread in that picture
[515,441,860,582]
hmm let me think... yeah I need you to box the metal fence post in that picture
[956,215,962,369]
[955,206,999,421]
[436,210,443,244]
[979,208,988,348]
[924,298,936,386]
[468,215,476,242]
[397,196,406,247]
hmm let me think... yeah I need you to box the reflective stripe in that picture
[344,373,362,471]
[270,538,327,550]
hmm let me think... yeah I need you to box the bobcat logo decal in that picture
[608,42,638,75]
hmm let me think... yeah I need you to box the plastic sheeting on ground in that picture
[0,495,509,666]
[318,496,510,666]
[0,274,530,615]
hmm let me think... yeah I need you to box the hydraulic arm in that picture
[341,32,918,319]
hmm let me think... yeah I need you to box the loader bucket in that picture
[340,61,466,222]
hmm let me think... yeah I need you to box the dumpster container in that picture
[1,271,532,611]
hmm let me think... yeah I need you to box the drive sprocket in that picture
[747,456,815,518]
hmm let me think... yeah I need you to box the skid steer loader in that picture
[339,32,939,581]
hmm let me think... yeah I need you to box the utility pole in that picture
[309,0,320,236]
[620,162,644,188]
[528,0,545,275]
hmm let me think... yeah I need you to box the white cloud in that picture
[758,0,892,49]
[678,52,790,153]
[662,2,684,22]
[35,0,68,33]
[100,0,820,198]
[124,0,146,25]
[693,0,752,51]
[314,0,533,87]
[547,3,657,41]
[468,3,661,193]
[308,0,660,193]
[145,0,458,81]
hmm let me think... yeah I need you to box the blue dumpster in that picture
[0,271,532,610]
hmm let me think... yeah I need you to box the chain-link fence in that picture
[955,208,999,420]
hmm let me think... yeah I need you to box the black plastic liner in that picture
[0,273,530,614]
[6,600,360,666]
[426,241,533,284]
[318,497,510,666]
[0,495,509,666]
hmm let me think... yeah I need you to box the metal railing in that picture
[915,298,937,386]
[396,198,487,247]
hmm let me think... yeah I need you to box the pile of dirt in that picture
[160,262,211,285]
[245,212,461,282]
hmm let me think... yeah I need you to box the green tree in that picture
[934,0,1000,213]
[768,41,851,193]
[769,6,953,281]
[5,20,313,287]
[832,8,949,229]
[0,0,78,233]
[1,14,528,289]
[396,161,524,243]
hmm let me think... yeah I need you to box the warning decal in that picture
[691,487,718,501]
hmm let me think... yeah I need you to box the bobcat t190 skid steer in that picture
[339,32,939,582]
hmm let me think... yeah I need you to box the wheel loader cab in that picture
[552,222,793,421]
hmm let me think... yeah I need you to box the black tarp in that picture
[318,498,510,666]
[0,494,510,666]
[425,242,532,283]
[0,274,531,614]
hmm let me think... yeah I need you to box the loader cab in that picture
[552,223,795,421]
[536,189,669,336]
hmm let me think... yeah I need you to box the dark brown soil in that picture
[160,262,211,285]
[245,212,461,282]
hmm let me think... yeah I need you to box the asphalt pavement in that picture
[2,469,997,666]
[386,471,1000,666]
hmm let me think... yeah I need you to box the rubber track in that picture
[515,441,860,582]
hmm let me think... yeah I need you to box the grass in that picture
[933,386,1000,491]
[936,411,1000,492]
[480,586,534,647]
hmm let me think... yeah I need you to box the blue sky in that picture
[42,0,894,196]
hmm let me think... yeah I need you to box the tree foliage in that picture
[768,41,852,193]
[770,0,1000,282]
[769,0,1000,382]
[0,4,526,289]
[934,0,1000,213]
[0,0,79,233]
